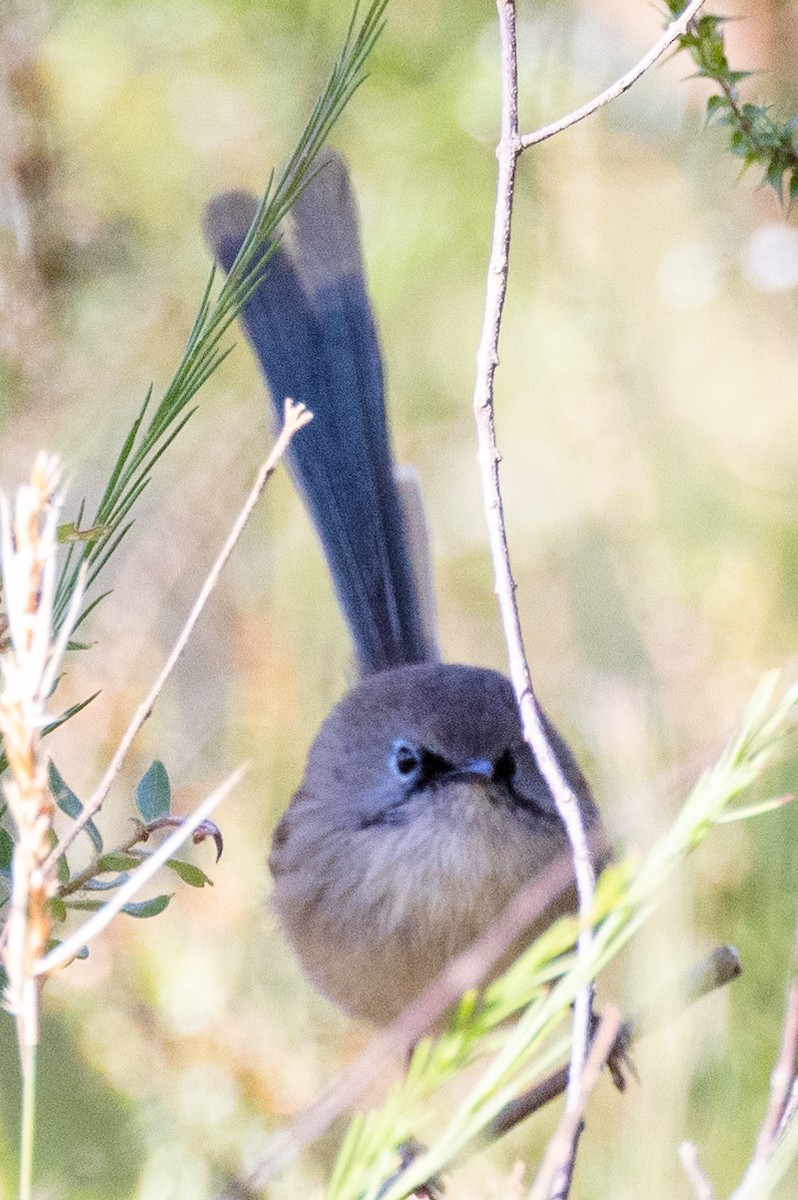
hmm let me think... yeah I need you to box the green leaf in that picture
[121,894,172,919]
[705,94,729,119]
[51,0,388,638]
[57,853,70,887]
[44,938,88,960]
[0,826,12,874]
[766,157,786,197]
[96,852,142,873]
[49,760,103,853]
[50,896,67,923]
[790,168,798,206]
[166,859,214,888]
[715,794,792,823]
[83,873,131,891]
[136,760,171,821]
[56,522,108,545]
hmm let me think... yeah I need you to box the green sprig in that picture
[52,0,388,632]
[668,6,798,205]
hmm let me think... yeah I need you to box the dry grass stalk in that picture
[0,453,78,1052]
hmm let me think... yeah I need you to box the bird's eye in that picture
[390,740,422,780]
[493,748,516,784]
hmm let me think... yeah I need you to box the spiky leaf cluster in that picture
[668,6,798,205]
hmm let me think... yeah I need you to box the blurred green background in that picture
[2,0,798,1196]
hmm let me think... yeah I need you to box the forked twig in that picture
[520,0,707,151]
[484,946,742,1143]
[679,1141,716,1200]
[44,398,311,869]
[472,3,707,1193]
[35,765,246,975]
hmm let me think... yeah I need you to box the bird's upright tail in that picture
[203,150,436,676]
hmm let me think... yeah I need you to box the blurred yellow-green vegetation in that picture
[3,0,798,1197]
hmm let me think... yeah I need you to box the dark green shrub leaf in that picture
[0,826,12,875]
[121,894,172,918]
[96,853,141,873]
[790,169,798,205]
[136,761,171,822]
[83,873,132,891]
[65,898,104,912]
[57,853,70,886]
[49,761,103,852]
[45,938,88,959]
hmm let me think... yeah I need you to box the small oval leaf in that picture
[49,761,103,853]
[96,853,141,873]
[136,761,171,822]
[122,894,172,919]
[0,827,13,875]
[167,859,213,888]
[83,873,132,891]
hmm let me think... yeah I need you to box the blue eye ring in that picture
[390,739,422,780]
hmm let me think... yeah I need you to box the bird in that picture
[203,150,608,1026]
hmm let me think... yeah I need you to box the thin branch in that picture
[679,1142,716,1200]
[35,765,246,975]
[44,398,311,869]
[752,907,798,1162]
[485,945,742,1143]
[730,904,798,1198]
[527,1007,623,1200]
[519,0,707,151]
[474,6,595,1192]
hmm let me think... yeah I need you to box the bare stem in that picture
[731,904,798,1197]
[519,0,707,150]
[679,1142,716,1200]
[527,1007,622,1200]
[474,7,595,1190]
[0,456,80,1199]
[45,398,311,868]
[754,908,798,1160]
[19,1042,36,1200]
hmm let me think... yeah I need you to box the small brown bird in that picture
[203,151,607,1025]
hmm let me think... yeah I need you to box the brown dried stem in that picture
[0,455,78,1053]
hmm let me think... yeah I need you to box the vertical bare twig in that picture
[472,2,708,1193]
[679,1142,716,1200]
[753,908,798,1160]
[473,5,597,1192]
[527,1007,623,1200]
[728,904,798,1198]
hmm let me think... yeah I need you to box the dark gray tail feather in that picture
[203,150,435,676]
